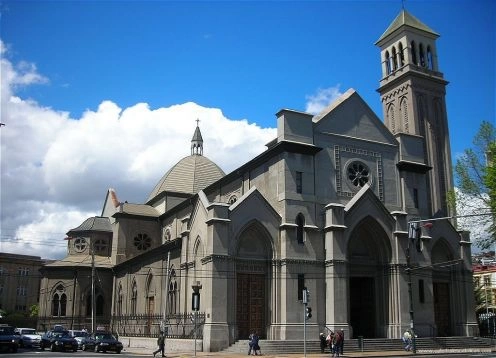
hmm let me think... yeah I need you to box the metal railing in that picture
[111,313,205,338]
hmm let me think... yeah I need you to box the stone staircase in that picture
[222,337,495,355]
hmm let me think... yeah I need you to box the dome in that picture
[147,154,225,202]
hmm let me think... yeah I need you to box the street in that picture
[2,347,496,358]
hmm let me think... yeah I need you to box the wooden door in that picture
[237,273,265,339]
[434,282,451,336]
[350,277,376,338]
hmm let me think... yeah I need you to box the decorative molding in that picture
[324,224,347,232]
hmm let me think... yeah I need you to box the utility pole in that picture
[91,239,95,333]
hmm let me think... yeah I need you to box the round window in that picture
[134,233,151,250]
[74,237,87,253]
[347,161,370,187]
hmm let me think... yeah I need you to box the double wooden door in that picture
[237,273,265,339]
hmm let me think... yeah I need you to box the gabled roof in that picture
[376,9,439,44]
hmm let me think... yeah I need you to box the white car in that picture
[14,327,41,348]
[68,329,89,350]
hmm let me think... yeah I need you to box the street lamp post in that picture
[192,281,202,356]
[406,223,417,354]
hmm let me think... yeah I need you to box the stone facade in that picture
[38,9,478,352]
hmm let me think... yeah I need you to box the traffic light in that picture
[306,306,312,320]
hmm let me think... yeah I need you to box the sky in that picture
[0,0,495,260]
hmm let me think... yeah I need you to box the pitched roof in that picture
[66,216,112,236]
[376,9,439,43]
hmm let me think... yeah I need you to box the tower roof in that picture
[376,9,439,44]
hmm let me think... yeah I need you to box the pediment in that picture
[313,89,397,146]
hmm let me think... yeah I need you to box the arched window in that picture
[131,281,138,315]
[168,268,178,314]
[296,214,305,245]
[385,51,391,74]
[427,46,434,70]
[60,294,67,316]
[52,293,59,316]
[400,97,409,133]
[52,285,66,316]
[392,46,398,70]
[419,43,425,67]
[96,294,104,316]
[398,42,405,67]
[388,104,396,134]
[117,285,123,316]
[411,41,417,65]
[86,290,104,316]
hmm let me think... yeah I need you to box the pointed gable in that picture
[344,184,395,227]
[313,89,397,145]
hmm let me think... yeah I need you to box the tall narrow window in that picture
[427,46,434,70]
[96,294,104,316]
[419,43,425,67]
[411,41,417,65]
[60,294,67,316]
[413,188,419,208]
[168,268,178,314]
[385,51,391,74]
[419,279,425,303]
[392,46,398,71]
[117,285,123,316]
[52,293,60,316]
[399,42,405,66]
[131,282,138,315]
[296,214,305,245]
[296,171,303,194]
[297,274,305,301]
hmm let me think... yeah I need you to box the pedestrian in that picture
[248,331,254,355]
[319,332,326,353]
[252,332,261,356]
[402,329,412,351]
[153,331,165,357]
[338,329,344,355]
[332,330,342,357]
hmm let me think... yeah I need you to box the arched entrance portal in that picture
[235,222,272,340]
[348,217,391,338]
[432,239,453,337]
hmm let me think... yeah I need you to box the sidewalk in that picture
[124,347,413,357]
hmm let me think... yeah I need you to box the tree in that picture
[448,121,496,249]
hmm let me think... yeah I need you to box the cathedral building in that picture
[38,9,478,351]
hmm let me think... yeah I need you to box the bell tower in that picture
[376,9,454,217]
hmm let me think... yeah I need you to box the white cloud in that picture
[305,85,343,115]
[0,42,277,260]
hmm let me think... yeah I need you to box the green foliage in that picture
[29,304,39,318]
[453,121,496,249]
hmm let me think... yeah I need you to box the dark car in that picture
[40,329,78,352]
[0,324,19,353]
[82,332,122,353]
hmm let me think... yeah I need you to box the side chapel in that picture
[38,9,478,351]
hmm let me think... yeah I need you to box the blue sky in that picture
[0,0,495,258]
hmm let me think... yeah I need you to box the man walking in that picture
[153,331,165,357]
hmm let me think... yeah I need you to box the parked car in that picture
[14,327,41,348]
[68,329,89,350]
[81,331,122,353]
[40,329,78,352]
[0,324,19,353]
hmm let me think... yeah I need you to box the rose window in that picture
[347,161,370,187]
[134,233,152,250]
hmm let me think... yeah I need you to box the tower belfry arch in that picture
[376,9,454,218]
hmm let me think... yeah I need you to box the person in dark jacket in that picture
[153,331,165,357]
[320,332,327,353]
